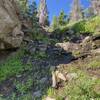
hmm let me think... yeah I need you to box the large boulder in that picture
[55,42,80,53]
[0,0,23,50]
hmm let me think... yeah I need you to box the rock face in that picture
[0,0,23,50]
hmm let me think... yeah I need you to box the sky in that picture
[30,0,90,22]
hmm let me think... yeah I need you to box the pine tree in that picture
[51,16,59,30]
[28,1,41,38]
[58,10,67,26]
[91,0,100,16]
[28,1,39,28]
[70,0,82,21]
[38,0,49,26]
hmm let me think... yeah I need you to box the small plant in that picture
[72,51,81,57]
[15,78,33,94]
[88,60,100,69]
[71,16,100,35]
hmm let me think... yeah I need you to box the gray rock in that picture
[45,97,56,100]
[82,36,91,44]
[33,90,42,97]
[55,42,80,52]
[0,0,23,50]
[91,48,100,54]
[40,77,47,84]
[64,96,69,100]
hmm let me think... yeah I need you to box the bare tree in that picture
[91,0,100,16]
[70,0,82,21]
[38,0,49,26]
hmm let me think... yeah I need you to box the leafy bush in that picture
[71,16,100,34]
[85,16,100,33]
[71,20,86,34]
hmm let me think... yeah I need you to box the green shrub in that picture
[71,16,100,35]
[71,20,86,34]
[49,16,100,36]
[85,16,100,33]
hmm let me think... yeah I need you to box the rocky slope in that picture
[0,1,100,99]
[0,30,100,99]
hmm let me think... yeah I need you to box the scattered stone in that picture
[40,77,48,84]
[45,97,56,100]
[92,40,100,49]
[56,65,61,69]
[52,71,57,88]
[66,73,78,81]
[56,71,66,81]
[52,71,66,88]
[33,90,42,97]
[38,44,47,52]
[64,96,69,100]
[91,48,100,54]
[90,98,95,100]
[82,36,91,44]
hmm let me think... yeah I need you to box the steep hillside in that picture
[0,17,100,99]
[0,0,100,100]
